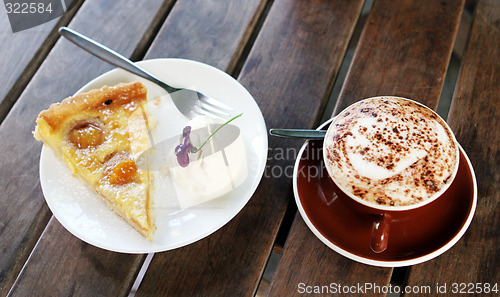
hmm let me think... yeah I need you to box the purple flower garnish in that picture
[174,113,243,168]
[174,126,194,168]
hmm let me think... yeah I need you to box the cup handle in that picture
[371,214,391,253]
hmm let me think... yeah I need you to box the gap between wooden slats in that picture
[256,0,374,295]
[133,0,365,296]
[0,0,84,125]
[128,2,276,296]
[266,0,465,296]
[261,4,475,296]
[402,0,499,295]
[0,2,86,294]
[1,0,175,296]
[129,0,276,296]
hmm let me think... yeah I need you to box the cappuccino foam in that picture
[324,97,458,207]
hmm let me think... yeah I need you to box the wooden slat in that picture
[268,0,465,296]
[335,0,465,113]
[135,0,364,296]
[6,0,267,295]
[404,0,499,295]
[144,0,269,73]
[1,0,172,296]
[9,218,145,297]
[0,1,83,123]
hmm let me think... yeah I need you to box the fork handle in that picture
[59,27,178,93]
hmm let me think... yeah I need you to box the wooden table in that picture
[1,0,498,296]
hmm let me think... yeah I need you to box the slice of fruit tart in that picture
[34,82,156,240]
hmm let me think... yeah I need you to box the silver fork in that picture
[59,27,233,119]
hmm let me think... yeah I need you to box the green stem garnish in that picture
[190,113,243,153]
[175,113,243,167]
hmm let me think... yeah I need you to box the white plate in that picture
[39,58,267,253]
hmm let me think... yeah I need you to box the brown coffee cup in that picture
[323,96,460,253]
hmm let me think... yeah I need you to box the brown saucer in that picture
[293,122,477,267]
